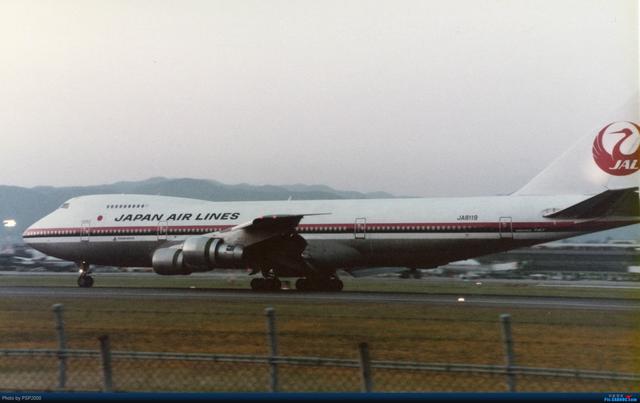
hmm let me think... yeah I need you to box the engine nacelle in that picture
[152,247,190,275]
[181,236,245,269]
[152,238,245,275]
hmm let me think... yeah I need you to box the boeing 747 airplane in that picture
[23,121,640,291]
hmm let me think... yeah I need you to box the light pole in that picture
[2,219,17,249]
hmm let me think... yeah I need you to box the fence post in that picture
[500,314,517,392]
[52,304,67,390]
[265,307,278,392]
[99,335,113,392]
[358,342,373,392]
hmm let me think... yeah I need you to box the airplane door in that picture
[499,217,513,239]
[80,220,91,242]
[355,217,366,239]
[157,221,168,241]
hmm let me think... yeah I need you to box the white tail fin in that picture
[516,120,640,196]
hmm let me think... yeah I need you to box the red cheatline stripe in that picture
[22,220,639,237]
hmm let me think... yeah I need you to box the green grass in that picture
[341,277,640,299]
[0,272,251,289]
[2,272,640,299]
[0,292,638,369]
[0,274,638,392]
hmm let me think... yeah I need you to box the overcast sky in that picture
[0,0,637,197]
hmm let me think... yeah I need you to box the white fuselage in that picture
[22,193,637,275]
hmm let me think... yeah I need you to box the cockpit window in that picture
[60,203,70,209]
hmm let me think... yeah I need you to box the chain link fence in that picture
[1,304,638,393]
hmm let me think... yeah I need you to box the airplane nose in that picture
[22,217,45,246]
[22,224,35,245]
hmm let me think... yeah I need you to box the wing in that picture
[219,213,328,243]
[154,213,332,277]
[229,214,310,232]
[212,213,330,276]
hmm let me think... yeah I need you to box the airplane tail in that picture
[515,120,640,196]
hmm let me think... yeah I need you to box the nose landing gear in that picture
[77,262,94,288]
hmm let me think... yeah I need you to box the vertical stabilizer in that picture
[515,120,640,196]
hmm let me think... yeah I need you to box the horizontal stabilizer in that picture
[544,187,639,219]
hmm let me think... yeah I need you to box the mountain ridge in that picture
[0,177,395,241]
[0,178,636,243]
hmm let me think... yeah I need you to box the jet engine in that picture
[152,236,245,275]
[152,247,190,275]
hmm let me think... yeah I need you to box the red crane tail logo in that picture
[592,121,640,176]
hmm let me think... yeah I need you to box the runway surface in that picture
[1,285,637,311]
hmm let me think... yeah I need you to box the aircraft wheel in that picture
[331,278,343,291]
[270,278,282,291]
[250,278,264,291]
[77,276,94,288]
[295,278,307,291]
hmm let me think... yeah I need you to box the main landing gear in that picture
[295,276,343,292]
[250,276,343,292]
[77,262,94,288]
[250,277,282,291]
[249,268,343,292]
[250,269,282,291]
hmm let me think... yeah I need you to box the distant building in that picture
[480,242,639,273]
